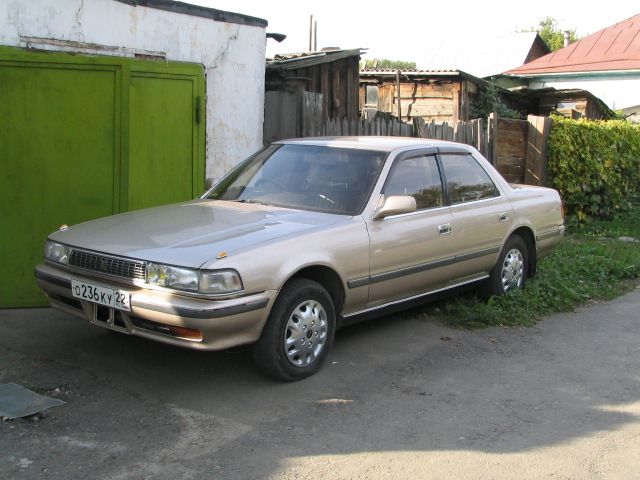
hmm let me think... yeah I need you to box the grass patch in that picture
[411,204,640,329]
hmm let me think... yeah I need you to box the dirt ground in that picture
[1,286,639,479]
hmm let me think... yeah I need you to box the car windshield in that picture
[207,144,387,215]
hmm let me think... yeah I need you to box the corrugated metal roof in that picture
[360,68,461,74]
[359,68,493,86]
[266,48,364,70]
[507,14,640,75]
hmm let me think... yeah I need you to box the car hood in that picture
[50,200,349,268]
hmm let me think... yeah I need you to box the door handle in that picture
[499,212,510,222]
[438,223,451,235]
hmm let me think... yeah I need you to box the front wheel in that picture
[253,279,336,381]
[479,235,529,299]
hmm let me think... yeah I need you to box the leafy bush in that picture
[547,116,640,220]
[469,84,521,120]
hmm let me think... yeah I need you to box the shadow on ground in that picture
[1,288,639,479]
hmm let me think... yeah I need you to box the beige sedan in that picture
[36,137,564,380]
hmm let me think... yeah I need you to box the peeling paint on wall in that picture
[0,0,267,182]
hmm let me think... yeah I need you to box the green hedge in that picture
[547,116,640,221]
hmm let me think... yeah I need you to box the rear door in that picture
[438,151,513,280]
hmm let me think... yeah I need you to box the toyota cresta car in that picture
[36,137,564,381]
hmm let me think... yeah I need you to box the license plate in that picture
[71,280,131,312]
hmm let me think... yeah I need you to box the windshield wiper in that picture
[234,199,273,206]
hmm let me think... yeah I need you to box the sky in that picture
[190,0,639,67]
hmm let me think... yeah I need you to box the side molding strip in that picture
[343,275,489,318]
[536,228,563,241]
[346,246,500,289]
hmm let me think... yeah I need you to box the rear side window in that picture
[440,154,499,204]
[383,155,444,210]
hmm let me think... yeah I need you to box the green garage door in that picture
[0,48,205,307]
[129,74,200,210]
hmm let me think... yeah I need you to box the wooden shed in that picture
[511,87,615,120]
[359,69,523,123]
[264,48,363,143]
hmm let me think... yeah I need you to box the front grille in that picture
[69,250,145,280]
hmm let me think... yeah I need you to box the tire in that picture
[479,235,529,299]
[253,279,336,381]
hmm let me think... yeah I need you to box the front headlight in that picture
[44,241,71,265]
[146,263,243,295]
[146,263,199,292]
[199,270,243,294]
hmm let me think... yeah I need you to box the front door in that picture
[366,153,456,307]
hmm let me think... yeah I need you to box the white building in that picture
[505,14,640,111]
[0,0,268,307]
[1,0,268,180]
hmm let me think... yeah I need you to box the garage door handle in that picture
[438,223,451,235]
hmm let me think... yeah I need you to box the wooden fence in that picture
[266,92,553,186]
[413,117,488,157]
[302,114,551,186]
[315,116,413,137]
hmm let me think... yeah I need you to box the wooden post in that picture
[396,70,402,121]
[476,118,484,155]
[313,20,317,51]
[525,115,552,186]
[488,113,497,165]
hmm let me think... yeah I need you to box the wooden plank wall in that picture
[302,92,323,138]
[524,115,552,186]
[414,117,487,157]
[365,81,458,123]
[280,56,360,121]
[263,90,299,144]
[493,117,528,183]
[311,116,414,137]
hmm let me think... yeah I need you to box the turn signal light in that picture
[168,326,202,341]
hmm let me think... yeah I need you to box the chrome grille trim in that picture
[69,250,145,280]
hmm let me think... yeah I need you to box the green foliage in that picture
[361,58,417,70]
[470,83,521,119]
[407,204,640,328]
[547,116,640,221]
[537,17,577,51]
[521,17,577,51]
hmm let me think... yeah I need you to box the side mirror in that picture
[373,195,417,220]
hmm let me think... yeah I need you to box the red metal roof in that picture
[506,14,640,75]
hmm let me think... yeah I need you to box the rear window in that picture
[440,154,499,204]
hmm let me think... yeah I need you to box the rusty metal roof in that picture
[507,13,640,75]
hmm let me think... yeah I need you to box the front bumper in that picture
[35,263,276,350]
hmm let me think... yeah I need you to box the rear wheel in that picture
[480,235,529,299]
[253,279,336,381]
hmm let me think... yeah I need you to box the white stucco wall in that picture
[528,74,640,111]
[1,0,266,182]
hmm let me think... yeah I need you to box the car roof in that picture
[276,136,471,153]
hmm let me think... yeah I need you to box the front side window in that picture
[383,155,444,210]
[440,154,499,204]
[207,145,387,215]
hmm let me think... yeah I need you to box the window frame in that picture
[436,151,502,206]
[380,148,447,213]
